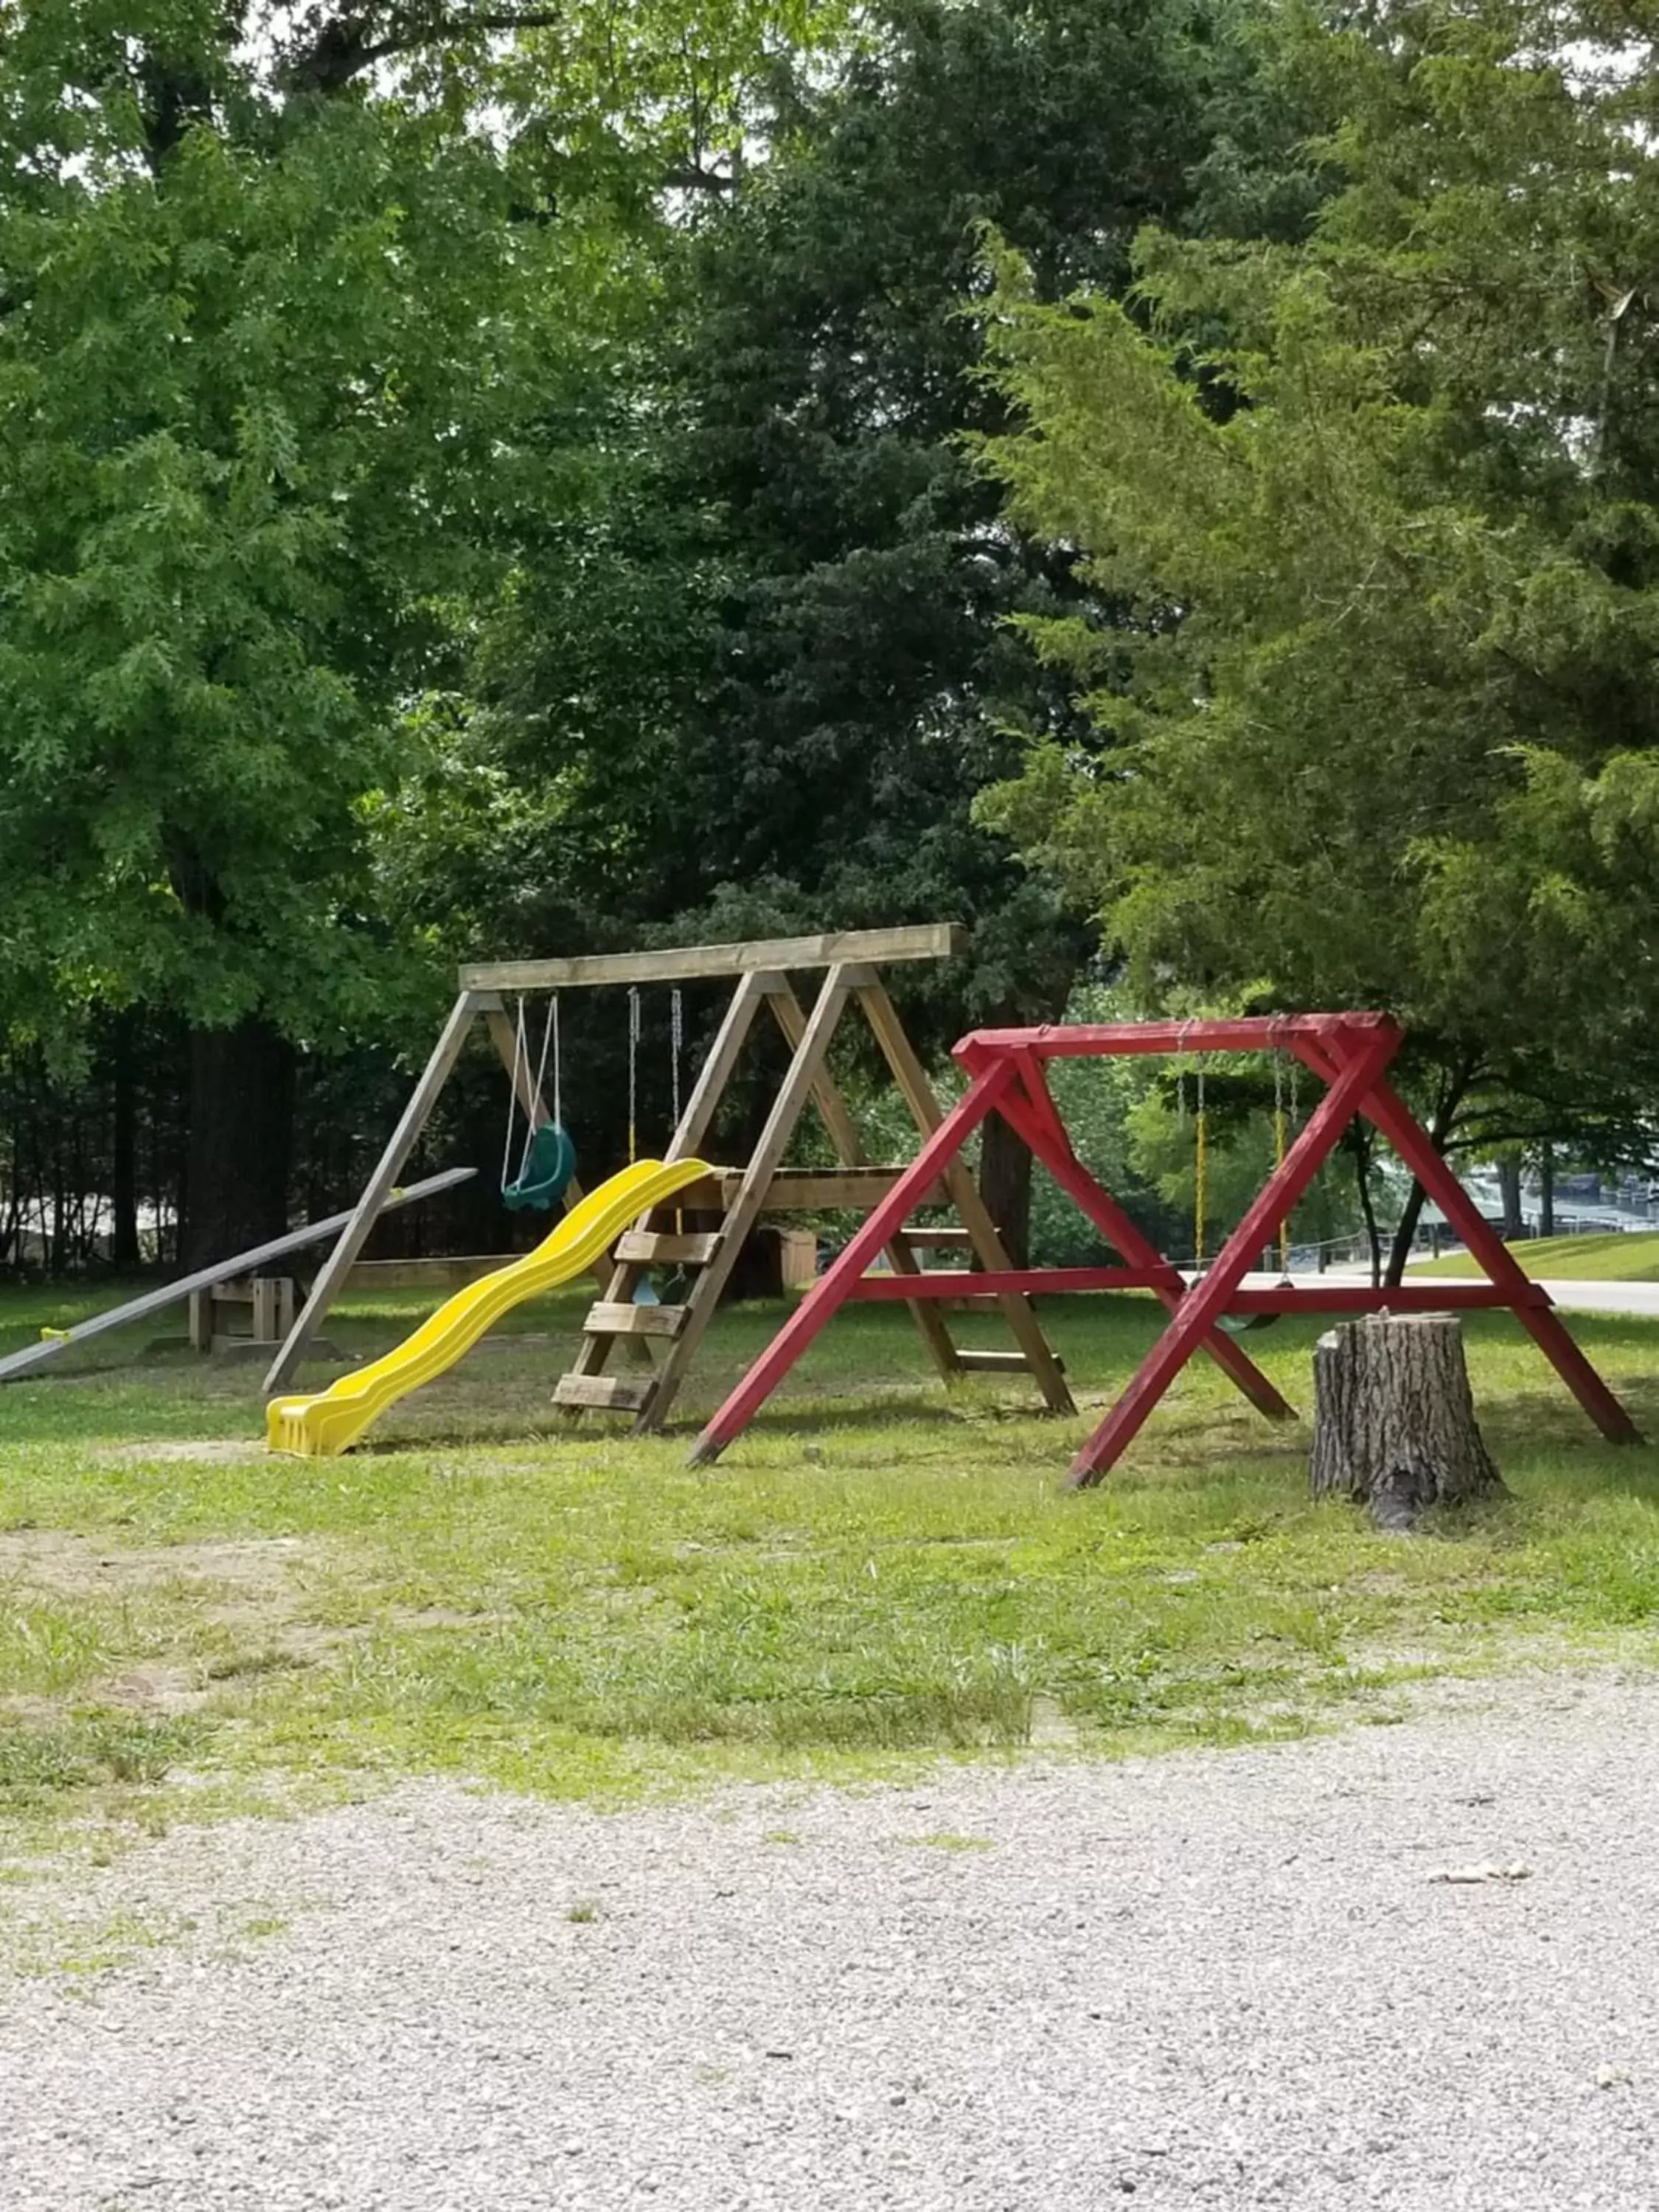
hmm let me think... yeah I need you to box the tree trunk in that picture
[1311,1314,1504,1531]
[181,1017,295,1269]
[1539,1144,1555,1239]
[111,1013,142,1271]
[1498,1155,1524,1240]
[977,1111,1032,1267]
[1349,1121,1382,1287]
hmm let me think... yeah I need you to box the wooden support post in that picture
[262,991,479,1394]
[855,981,1073,1417]
[763,975,964,1388]
[628,966,860,1433]
[689,1060,1018,1464]
[554,969,772,1419]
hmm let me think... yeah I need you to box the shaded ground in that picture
[3,1672,1658,2211]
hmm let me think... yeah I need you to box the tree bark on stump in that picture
[977,1113,1032,1268]
[1310,1314,1504,1531]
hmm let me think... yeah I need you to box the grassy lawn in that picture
[1414,1231,1659,1280]
[2,1272,1659,1865]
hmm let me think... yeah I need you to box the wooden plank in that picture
[633,967,858,1433]
[263,992,481,1393]
[0,1168,476,1387]
[613,1231,723,1267]
[669,1169,950,1211]
[765,978,961,1385]
[902,1225,973,1246]
[583,1301,688,1338]
[954,1349,1034,1374]
[461,925,967,995]
[552,1374,655,1413]
[856,981,1075,1419]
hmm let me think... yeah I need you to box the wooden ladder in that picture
[552,964,1073,1433]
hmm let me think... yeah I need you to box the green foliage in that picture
[465,0,1301,1062]
[0,4,574,1048]
[976,0,1659,1160]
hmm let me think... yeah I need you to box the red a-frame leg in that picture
[1065,1026,1399,1485]
[991,1052,1295,1426]
[688,1060,1015,1465]
[1360,1077,1639,1445]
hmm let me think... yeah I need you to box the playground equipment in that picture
[500,996,577,1211]
[0,1167,476,1386]
[689,1012,1640,1483]
[263,925,1075,1433]
[267,1158,710,1455]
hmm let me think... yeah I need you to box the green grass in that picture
[2,1272,1659,1859]
[1413,1231,1659,1281]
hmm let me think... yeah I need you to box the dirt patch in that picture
[98,1441,268,1465]
[0,1531,316,1604]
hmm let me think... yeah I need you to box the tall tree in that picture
[0,0,813,1259]
[473,0,1299,1248]
[978,0,1659,1273]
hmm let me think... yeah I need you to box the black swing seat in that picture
[1185,1270,1291,1335]
[502,1122,577,1212]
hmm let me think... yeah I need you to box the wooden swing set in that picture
[688,1011,1640,1481]
[262,925,1076,1429]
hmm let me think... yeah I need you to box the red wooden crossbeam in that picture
[687,1012,1640,1478]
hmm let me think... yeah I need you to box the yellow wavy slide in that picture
[265,1155,712,1457]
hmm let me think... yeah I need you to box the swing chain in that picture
[502,997,529,1192]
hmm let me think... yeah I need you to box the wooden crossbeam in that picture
[463,925,965,995]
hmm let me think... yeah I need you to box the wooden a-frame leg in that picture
[632,967,861,1434]
[763,975,963,1388]
[689,1062,1018,1464]
[558,970,771,1423]
[264,990,479,1395]
[855,982,1074,1416]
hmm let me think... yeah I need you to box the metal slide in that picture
[265,1156,712,1456]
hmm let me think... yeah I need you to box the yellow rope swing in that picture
[1188,1050,1296,1333]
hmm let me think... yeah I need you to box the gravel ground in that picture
[5,1674,1659,2211]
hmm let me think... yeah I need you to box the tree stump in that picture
[1310,1314,1505,1531]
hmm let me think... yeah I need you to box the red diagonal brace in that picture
[1359,1075,1639,1446]
[688,1059,1017,1465]
[1067,1024,1399,1484]
[991,1053,1295,1425]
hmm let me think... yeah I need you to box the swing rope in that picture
[627,985,641,1165]
[1273,1052,1290,1276]
[669,987,683,1135]
[501,995,571,1208]
[501,997,529,1194]
[1194,1065,1208,1270]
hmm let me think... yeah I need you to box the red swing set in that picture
[689,1012,1640,1483]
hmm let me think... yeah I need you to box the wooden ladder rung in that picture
[902,1225,973,1246]
[613,1231,723,1267]
[954,1349,1034,1374]
[553,1374,655,1413]
[583,1301,688,1338]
